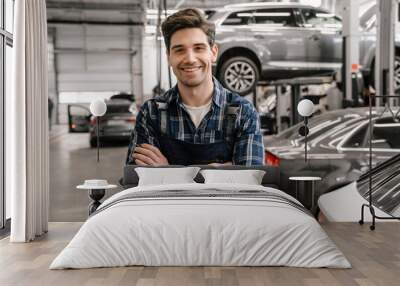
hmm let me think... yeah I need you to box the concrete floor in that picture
[49,125,128,222]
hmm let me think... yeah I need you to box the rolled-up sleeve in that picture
[233,103,265,166]
[125,101,160,165]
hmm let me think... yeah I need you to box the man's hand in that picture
[133,144,169,166]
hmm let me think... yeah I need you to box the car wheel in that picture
[218,56,259,96]
[90,137,97,148]
[370,55,400,91]
[394,55,400,91]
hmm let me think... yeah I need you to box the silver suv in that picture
[208,2,400,95]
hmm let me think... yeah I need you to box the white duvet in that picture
[50,183,351,269]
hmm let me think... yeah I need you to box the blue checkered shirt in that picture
[126,79,264,165]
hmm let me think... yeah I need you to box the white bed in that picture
[50,183,350,269]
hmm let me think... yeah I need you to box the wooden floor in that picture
[0,222,399,286]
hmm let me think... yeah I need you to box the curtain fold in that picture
[9,0,49,242]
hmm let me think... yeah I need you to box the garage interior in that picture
[44,0,400,221]
[1,0,400,285]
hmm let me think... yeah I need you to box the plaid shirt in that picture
[126,79,264,165]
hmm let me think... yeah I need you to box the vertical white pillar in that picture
[342,0,360,102]
[376,0,396,106]
[131,25,144,105]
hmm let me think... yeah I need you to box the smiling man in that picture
[126,8,264,166]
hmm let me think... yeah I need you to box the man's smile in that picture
[180,66,203,73]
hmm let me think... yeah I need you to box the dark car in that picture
[68,104,91,133]
[319,153,400,221]
[264,108,400,198]
[89,99,137,147]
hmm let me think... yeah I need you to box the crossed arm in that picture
[133,144,169,166]
[126,101,264,166]
[132,143,231,166]
[126,101,232,166]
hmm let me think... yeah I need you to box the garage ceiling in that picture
[46,0,144,25]
[46,1,146,95]
[46,0,270,24]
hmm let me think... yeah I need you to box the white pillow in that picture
[135,167,200,186]
[200,169,266,185]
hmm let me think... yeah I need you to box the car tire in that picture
[369,54,400,91]
[395,55,400,92]
[90,137,97,148]
[218,56,259,96]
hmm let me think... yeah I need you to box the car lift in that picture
[341,0,362,107]
[269,76,334,132]
[358,0,400,230]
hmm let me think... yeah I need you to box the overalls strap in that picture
[155,101,168,135]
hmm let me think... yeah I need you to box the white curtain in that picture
[8,0,49,242]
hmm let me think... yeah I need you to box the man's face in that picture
[167,28,218,88]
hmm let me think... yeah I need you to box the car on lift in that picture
[68,93,137,135]
[89,98,137,147]
[264,107,400,198]
[318,153,400,222]
[207,2,400,95]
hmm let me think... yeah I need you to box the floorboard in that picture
[0,222,399,286]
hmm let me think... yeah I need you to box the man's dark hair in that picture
[161,8,215,52]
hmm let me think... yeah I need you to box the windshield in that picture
[301,9,342,29]
[204,10,217,20]
[275,111,363,141]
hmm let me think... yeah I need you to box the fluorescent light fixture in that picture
[146,9,177,14]
[146,14,167,20]
[237,12,291,17]
[316,13,335,18]
[253,12,291,17]
[374,123,400,127]
[225,3,284,8]
[299,0,322,7]
[323,24,342,29]
[237,13,252,17]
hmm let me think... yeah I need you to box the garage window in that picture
[372,123,400,149]
[301,9,342,29]
[204,10,216,20]
[342,118,400,149]
[252,8,297,27]
[222,8,297,27]
[342,123,368,148]
[222,10,254,26]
